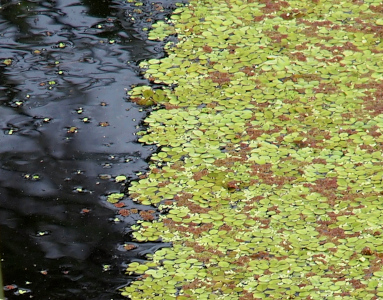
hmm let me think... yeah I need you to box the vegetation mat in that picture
[121,0,383,299]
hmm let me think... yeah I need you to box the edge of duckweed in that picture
[121,0,383,299]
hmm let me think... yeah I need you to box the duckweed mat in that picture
[122,0,383,299]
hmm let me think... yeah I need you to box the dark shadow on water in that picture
[0,0,185,299]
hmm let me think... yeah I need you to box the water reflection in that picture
[0,0,183,298]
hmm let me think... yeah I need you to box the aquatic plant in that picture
[123,0,383,298]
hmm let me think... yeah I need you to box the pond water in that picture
[0,0,183,299]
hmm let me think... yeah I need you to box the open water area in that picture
[0,0,184,298]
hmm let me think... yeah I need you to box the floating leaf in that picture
[107,193,124,203]
[115,175,127,182]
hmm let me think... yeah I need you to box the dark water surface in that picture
[0,0,183,298]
